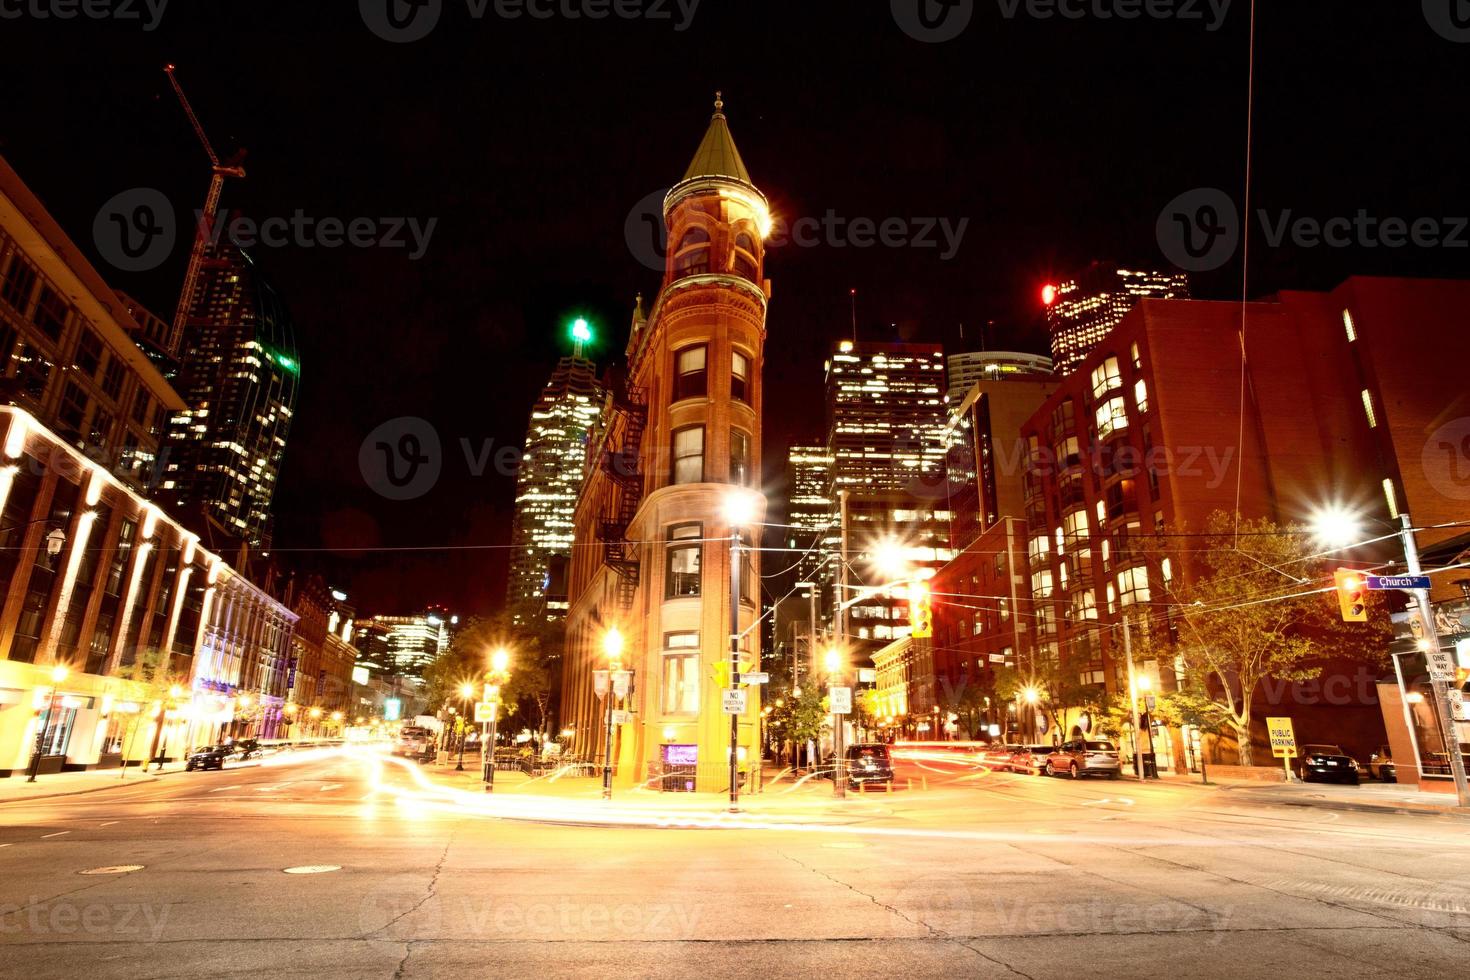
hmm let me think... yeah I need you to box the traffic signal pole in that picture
[1399,514,1470,807]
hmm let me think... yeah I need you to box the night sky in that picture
[3,1,1464,615]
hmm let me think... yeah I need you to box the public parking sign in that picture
[1266,716,1297,759]
[722,688,747,714]
[1367,575,1432,591]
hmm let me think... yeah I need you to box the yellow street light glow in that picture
[237,693,252,708]
[490,647,510,674]
[1137,676,1152,692]
[458,682,475,699]
[872,537,909,581]
[1023,687,1040,704]
[724,490,760,527]
[49,664,68,684]
[309,707,323,718]
[169,685,183,699]
[603,628,624,661]
[1308,504,1363,550]
[331,711,344,722]
[717,187,773,238]
[824,647,842,675]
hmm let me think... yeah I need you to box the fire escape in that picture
[599,382,647,610]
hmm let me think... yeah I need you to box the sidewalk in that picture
[1225,779,1470,818]
[0,763,183,804]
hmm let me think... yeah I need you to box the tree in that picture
[1171,512,1391,766]
[112,648,189,766]
[937,674,992,740]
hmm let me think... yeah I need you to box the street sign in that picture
[1367,574,1432,591]
[1145,695,1157,713]
[857,667,876,684]
[474,702,497,723]
[739,672,769,685]
[829,686,852,715]
[721,688,747,714]
[592,669,609,698]
[988,654,1006,664]
[1266,716,1297,759]
[1450,689,1466,722]
[1427,646,1456,682]
[611,709,633,725]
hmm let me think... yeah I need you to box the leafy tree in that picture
[937,674,993,740]
[1169,512,1391,766]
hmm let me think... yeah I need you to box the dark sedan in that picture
[185,744,233,772]
[1294,744,1361,785]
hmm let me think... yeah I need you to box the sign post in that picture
[1267,716,1297,782]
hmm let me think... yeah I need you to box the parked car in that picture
[1366,744,1395,782]
[1294,744,1361,785]
[981,743,1022,772]
[394,725,435,761]
[1010,744,1057,776]
[1046,739,1122,779]
[829,743,894,789]
[185,744,232,771]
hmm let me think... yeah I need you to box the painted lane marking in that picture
[40,831,70,838]
[98,821,119,827]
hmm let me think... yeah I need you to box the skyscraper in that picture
[354,613,448,683]
[161,244,299,545]
[507,352,605,620]
[945,350,1052,401]
[1043,263,1188,376]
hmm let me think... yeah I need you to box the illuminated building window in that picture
[730,428,751,486]
[731,349,750,403]
[1130,342,1142,370]
[671,425,704,484]
[1134,378,1148,414]
[1342,310,1356,342]
[1116,565,1150,607]
[662,632,700,715]
[1383,478,1399,519]
[1089,356,1122,399]
[1095,396,1128,438]
[673,226,711,277]
[673,345,708,401]
[665,523,702,598]
[1361,389,1377,428]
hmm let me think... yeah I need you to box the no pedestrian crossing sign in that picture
[722,688,747,714]
[1266,716,1296,759]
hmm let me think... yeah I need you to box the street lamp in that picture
[1136,674,1157,779]
[456,681,475,771]
[601,629,622,800]
[26,664,69,782]
[725,490,762,811]
[484,647,511,792]
[825,646,846,798]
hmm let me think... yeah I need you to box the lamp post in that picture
[1023,687,1039,743]
[1137,674,1157,779]
[456,682,474,771]
[725,491,761,811]
[601,629,622,800]
[483,647,510,792]
[26,664,69,782]
[150,684,184,771]
[826,646,846,798]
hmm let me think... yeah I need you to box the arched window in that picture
[732,231,759,281]
[673,226,711,277]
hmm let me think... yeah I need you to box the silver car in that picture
[1045,739,1122,779]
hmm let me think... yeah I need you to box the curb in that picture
[1231,790,1470,820]
[0,769,175,805]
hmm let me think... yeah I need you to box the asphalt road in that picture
[1,751,1467,979]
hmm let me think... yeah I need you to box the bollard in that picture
[907,777,913,792]
[921,776,928,791]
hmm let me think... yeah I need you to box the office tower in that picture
[1043,263,1188,376]
[945,350,1053,401]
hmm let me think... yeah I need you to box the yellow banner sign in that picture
[1266,716,1296,759]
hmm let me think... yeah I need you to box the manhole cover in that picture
[283,865,341,874]
[79,865,144,875]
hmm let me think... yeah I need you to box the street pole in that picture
[455,698,467,772]
[485,705,500,793]
[729,527,741,811]
[1122,614,1144,783]
[481,720,491,786]
[832,671,845,799]
[1400,513,1469,806]
[26,679,61,782]
[602,679,615,800]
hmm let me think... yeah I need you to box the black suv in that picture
[185,744,232,771]
[833,743,894,788]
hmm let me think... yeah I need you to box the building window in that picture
[100,357,126,400]
[998,597,1009,621]
[1116,565,1150,607]
[662,634,700,715]
[731,349,750,403]
[671,425,704,484]
[1361,389,1377,428]
[1095,396,1128,438]
[1130,341,1142,370]
[732,232,758,281]
[87,407,113,447]
[1133,378,1148,414]
[57,381,88,438]
[74,330,103,376]
[1089,356,1122,399]
[665,523,702,598]
[1343,310,1357,342]
[673,345,707,401]
[1383,478,1399,519]
[131,390,152,426]
[0,256,38,313]
[673,227,711,277]
[730,428,751,486]
[33,286,69,341]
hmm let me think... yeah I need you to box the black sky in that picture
[3,1,1465,615]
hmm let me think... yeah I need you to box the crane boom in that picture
[164,63,245,346]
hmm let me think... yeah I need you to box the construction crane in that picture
[164,63,246,346]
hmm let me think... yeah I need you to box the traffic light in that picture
[1334,568,1368,622]
[910,581,934,638]
[714,661,732,689]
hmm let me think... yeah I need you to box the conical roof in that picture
[681,92,753,185]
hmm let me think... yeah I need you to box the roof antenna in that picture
[713,90,724,116]
[849,288,858,343]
